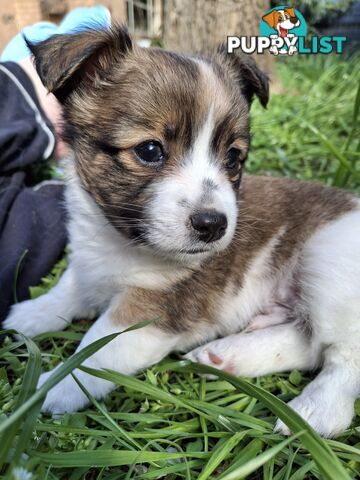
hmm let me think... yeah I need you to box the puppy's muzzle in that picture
[190,210,228,243]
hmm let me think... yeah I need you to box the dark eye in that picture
[134,140,165,165]
[226,148,241,170]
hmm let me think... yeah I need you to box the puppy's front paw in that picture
[38,368,89,415]
[275,390,354,438]
[4,298,66,337]
[3,300,43,337]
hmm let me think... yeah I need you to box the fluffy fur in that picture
[5,26,360,437]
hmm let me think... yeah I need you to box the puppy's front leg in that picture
[39,291,181,414]
[4,266,95,337]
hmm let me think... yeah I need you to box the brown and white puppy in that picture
[262,8,300,38]
[5,26,360,438]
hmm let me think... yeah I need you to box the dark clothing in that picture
[0,62,66,325]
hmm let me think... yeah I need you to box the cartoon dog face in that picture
[262,8,300,37]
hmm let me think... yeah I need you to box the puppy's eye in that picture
[226,148,241,170]
[134,141,165,165]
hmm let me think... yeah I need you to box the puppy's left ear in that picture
[26,25,132,103]
[215,44,269,108]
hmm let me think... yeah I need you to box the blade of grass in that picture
[218,438,263,479]
[189,398,269,431]
[199,378,209,452]
[0,334,41,469]
[13,249,28,303]
[303,121,360,185]
[79,366,215,424]
[71,374,169,471]
[124,438,191,480]
[345,81,360,153]
[0,339,26,356]
[219,433,303,480]
[288,460,316,480]
[71,373,142,450]
[27,449,209,467]
[197,430,249,480]
[140,459,204,479]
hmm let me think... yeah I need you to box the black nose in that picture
[290,16,298,24]
[190,210,228,243]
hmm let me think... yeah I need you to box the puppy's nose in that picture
[290,17,298,24]
[190,210,228,243]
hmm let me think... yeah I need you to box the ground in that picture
[1,54,359,479]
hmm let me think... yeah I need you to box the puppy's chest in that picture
[132,234,296,338]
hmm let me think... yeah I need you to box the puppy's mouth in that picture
[183,247,210,254]
[279,26,288,37]
[145,242,212,257]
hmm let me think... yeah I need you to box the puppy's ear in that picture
[215,45,269,108]
[26,25,132,103]
[284,7,296,17]
[262,11,277,28]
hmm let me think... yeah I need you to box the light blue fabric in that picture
[58,5,111,34]
[1,5,111,62]
[1,22,57,62]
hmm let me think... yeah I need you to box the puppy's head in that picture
[29,26,269,263]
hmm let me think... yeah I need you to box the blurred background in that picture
[0,1,359,58]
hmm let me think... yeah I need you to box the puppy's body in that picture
[5,26,360,437]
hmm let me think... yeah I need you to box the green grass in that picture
[249,54,360,190]
[1,54,360,479]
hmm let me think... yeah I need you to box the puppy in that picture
[5,26,360,437]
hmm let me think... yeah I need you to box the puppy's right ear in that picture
[214,44,269,108]
[26,25,132,103]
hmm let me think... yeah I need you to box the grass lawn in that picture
[1,54,360,479]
